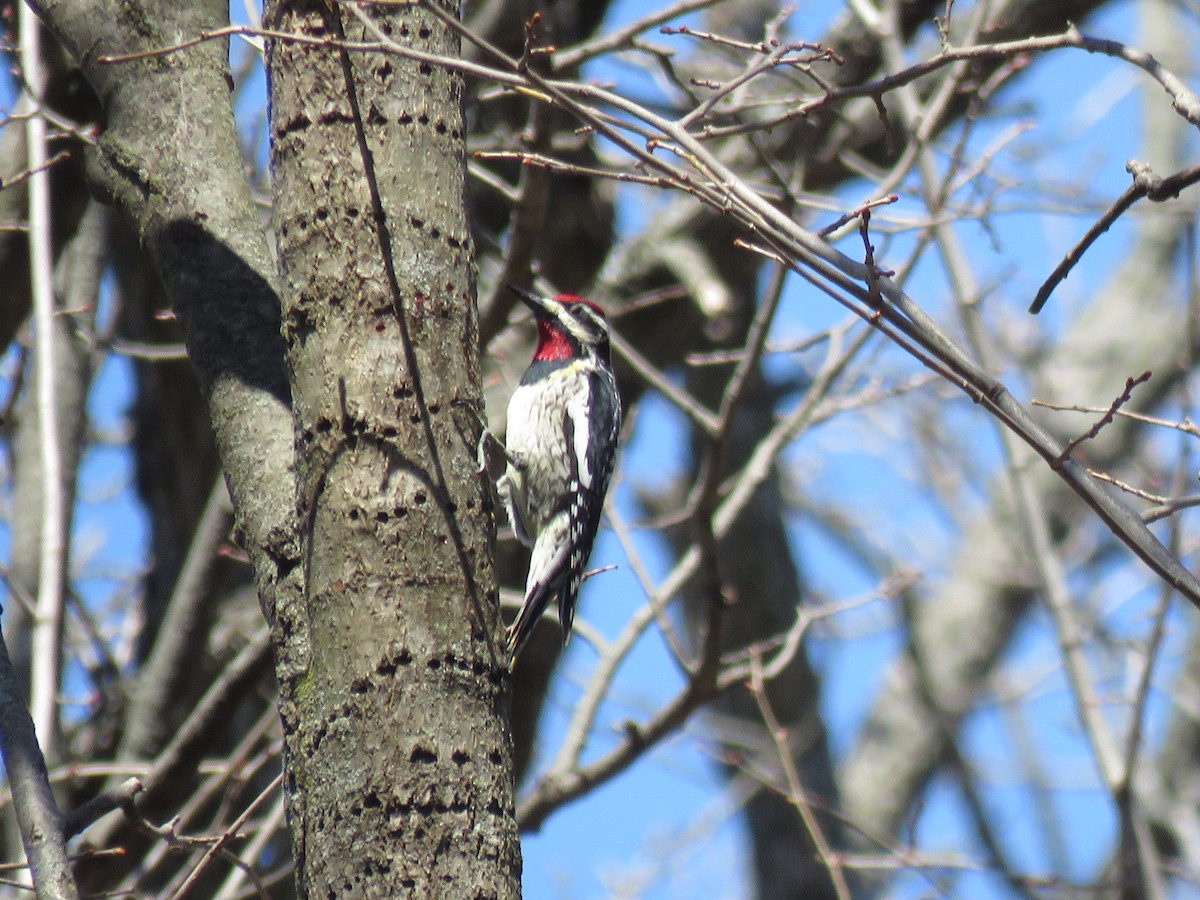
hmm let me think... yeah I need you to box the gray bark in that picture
[265,1,519,895]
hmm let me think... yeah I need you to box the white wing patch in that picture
[566,388,593,489]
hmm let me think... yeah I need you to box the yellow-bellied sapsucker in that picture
[499,286,621,663]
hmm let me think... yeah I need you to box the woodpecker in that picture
[499,286,621,664]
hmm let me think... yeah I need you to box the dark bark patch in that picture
[409,745,437,764]
[451,749,469,766]
[278,112,312,137]
[311,722,328,753]
[316,110,355,127]
[274,552,300,582]
[375,646,411,676]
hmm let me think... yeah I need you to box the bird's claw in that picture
[476,429,491,474]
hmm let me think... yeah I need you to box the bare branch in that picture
[0,633,75,898]
[1031,163,1200,314]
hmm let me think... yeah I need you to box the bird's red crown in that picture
[553,294,605,316]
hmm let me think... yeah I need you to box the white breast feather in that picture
[504,364,589,536]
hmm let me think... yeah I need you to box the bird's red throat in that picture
[534,319,574,362]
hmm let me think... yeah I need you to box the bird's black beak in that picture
[505,284,553,319]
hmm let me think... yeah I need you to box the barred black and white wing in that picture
[555,368,620,639]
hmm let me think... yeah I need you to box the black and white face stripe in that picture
[508,285,611,354]
[553,301,609,351]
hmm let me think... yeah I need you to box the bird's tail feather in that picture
[507,581,555,664]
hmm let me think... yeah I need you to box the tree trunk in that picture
[264,2,520,896]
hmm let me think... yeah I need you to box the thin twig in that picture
[552,0,725,70]
[1056,371,1152,463]
[1031,399,1200,438]
[816,193,899,239]
[212,789,286,900]
[748,652,852,900]
[0,150,73,191]
[170,773,284,900]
